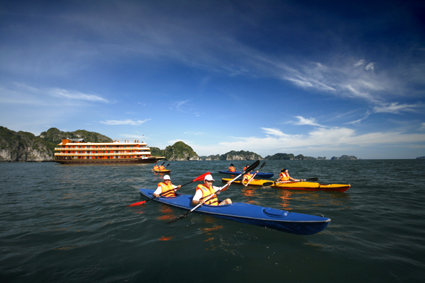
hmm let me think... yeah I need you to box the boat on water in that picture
[221,178,351,192]
[139,188,331,235]
[54,138,165,164]
[152,169,171,173]
[219,170,274,178]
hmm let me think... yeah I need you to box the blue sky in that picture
[1,0,425,159]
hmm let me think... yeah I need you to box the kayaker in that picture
[191,174,232,206]
[242,170,258,186]
[277,168,304,183]
[228,164,236,172]
[243,164,250,171]
[159,164,166,170]
[153,164,159,171]
[153,175,181,198]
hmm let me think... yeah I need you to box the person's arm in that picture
[153,186,162,197]
[288,175,300,182]
[217,181,231,192]
[191,190,203,206]
[173,184,182,190]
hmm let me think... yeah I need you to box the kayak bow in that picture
[139,188,330,235]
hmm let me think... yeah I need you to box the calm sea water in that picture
[0,160,424,282]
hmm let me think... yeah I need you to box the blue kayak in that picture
[219,170,274,178]
[139,188,330,235]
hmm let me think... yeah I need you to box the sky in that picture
[1,0,425,159]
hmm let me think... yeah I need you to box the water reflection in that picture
[157,206,174,221]
[277,190,293,210]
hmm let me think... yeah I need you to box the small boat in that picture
[139,188,331,235]
[219,170,274,178]
[221,178,351,192]
[152,169,171,173]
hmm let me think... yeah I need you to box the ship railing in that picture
[54,152,151,156]
[54,147,150,151]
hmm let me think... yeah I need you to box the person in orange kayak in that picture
[153,175,181,198]
[153,164,159,171]
[228,164,236,172]
[159,164,166,170]
[191,174,232,206]
[242,170,258,186]
[277,168,304,183]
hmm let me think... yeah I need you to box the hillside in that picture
[0,126,53,161]
[163,141,199,161]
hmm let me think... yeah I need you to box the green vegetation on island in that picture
[265,153,316,160]
[0,126,53,161]
[163,141,199,161]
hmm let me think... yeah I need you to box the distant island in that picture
[1,126,358,162]
[417,156,425,159]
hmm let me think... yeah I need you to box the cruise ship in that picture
[54,138,165,164]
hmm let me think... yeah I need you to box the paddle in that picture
[127,172,211,207]
[245,162,266,187]
[262,177,319,187]
[168,160,260,224]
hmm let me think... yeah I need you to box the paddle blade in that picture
[168,213,188,224]
[193,172,211,182]
[127,200,147,207]
[245,160,260,173]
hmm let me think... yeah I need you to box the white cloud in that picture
[261,127,292,138]
[48,88,109,102]
[100,119,151,126]
[0,83,109,104]
[346,111,371,125]
[373,102,420,114]
[293,116,325,127]
[354,59,366,67]
[365,62,375,71]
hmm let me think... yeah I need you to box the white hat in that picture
[204,174,215,181]
[163,175,171,180]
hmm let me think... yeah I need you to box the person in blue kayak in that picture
[153,175,181,198]
[191,174,232,206]
[277,168,304,183]
[228,164,236,172]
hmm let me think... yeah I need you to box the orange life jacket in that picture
[229,166,236,172]
[279,172,290,181]
[153,165,159,170]
[196,184,219,206]
[158,182,176,197]
[242,172,254,184]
